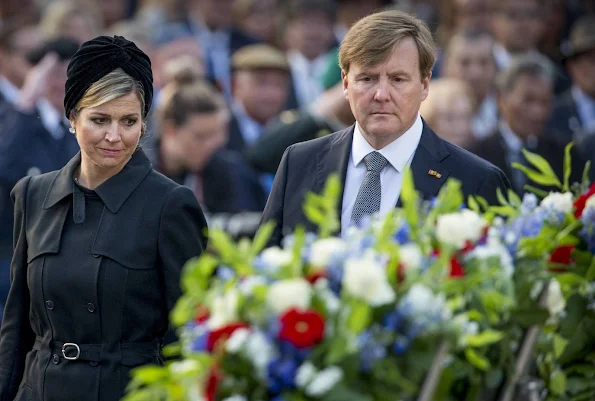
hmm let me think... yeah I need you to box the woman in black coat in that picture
[0,36,208,401]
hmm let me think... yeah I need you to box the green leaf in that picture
[489,205,517,217]
[507,189,522,207]
[250,221,276,258]
[582,160,592,185]
[347,301,371,334]
[321,384,374,401]
[467,195,481,213]
[130,365,170,383]
[170,295,198,327]
[465,348,490,371]
[564,142,574,191]
[496,187,509,206]
[400,168,419,228]
[466,329,505,347]
[586,257,595,281]
[512,163,562,188]
[523,184,549,198]
[554,334,569,359]
[550,369,568,396]
[522,148,563,187]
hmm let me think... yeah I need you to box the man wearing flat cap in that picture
[546,15,595,144]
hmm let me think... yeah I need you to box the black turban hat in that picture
[64,35,153,119]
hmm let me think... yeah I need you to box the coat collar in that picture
[43,149,153,213]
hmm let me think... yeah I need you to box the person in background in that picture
[150,69,266,215]
[246,81,355,174]
[0,37,80,322]
[227,44,290,154]
[39,0,103,45]
[0,35,207,401]
[441,29,498,139]
[282,0,337,109]
[420,78,476,149]
[546,15,595,144]
[436,0,490,47]
[469,53,585,195]
[232,0,280,45]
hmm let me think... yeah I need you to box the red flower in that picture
[195,305,210,324]
[449,258,465,278]
[461,240,475,254]
[306,270,326,284]
[574,183,595,217]
[205,367,222,401]
[549,245,575,270]
[278,308,325,349]
[207,322,249,352]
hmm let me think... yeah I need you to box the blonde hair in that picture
[420,78,475,123]
[339,9,436,80]
[71,68,147,135]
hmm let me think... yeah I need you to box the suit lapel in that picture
[398,124,451,206]
[314,126,353,232]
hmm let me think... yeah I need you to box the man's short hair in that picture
[338,9,436,80]
[495,53,556,94]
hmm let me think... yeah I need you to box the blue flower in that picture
[216,265,235,282]
[357,330,387,372]
[190,329,209,352]
[580,208,595,253]
[326,263,344,295]
[521,193,538,214]
[382,311,403,331]
[267,358,299,393]
[393,336,410,354]
[394,223,410,245]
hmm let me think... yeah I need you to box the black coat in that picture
[545,89,583,144]
[260,123,511,246]
[0,150,207,401]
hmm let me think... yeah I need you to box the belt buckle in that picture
[62,343,80,360]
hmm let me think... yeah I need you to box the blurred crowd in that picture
[1,0,595,310]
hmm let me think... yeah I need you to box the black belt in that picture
[33,336,161,365]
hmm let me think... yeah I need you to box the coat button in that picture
[93,254,100,258]
[89,361,98,367]
[52,354,60,364]
[86,303,96,313]
[45,300,55,310]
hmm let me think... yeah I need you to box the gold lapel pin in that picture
[428,169,442,179]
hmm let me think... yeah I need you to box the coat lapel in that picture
[398,123,452,206]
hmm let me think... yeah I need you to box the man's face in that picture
[233,68,289,124]
[445,35,496,102]
[193,0,235,30]
[567,49,595,99]
[285,11,335,60]
[0,26,41,88]
[454,0,490,32]
[45,60,69,113]
[492,0,543,53]
[499,75,553,139]
[342,37,430,147]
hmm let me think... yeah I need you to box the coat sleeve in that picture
[158,185,208,316]
[259,146,292,247]
[477,167,512,206]
[0,176,35,401]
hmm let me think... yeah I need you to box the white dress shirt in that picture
[287,51,327,108]
[572,85,595,133]
[341,115,423,237]
[37,99,68,140]
[0,76,20,105]
[471,93,499,139]
[232,100,263,145]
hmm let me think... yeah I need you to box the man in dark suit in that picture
[261,10,510,245]
[469,53,586,195]
[546,15,595,144]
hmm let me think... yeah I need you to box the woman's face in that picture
[73,92,144,175]
[432,94,474,147]
[174,111,228,172]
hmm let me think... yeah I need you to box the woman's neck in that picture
[76,157,129,190]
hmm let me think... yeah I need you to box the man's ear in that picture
[421,71,431,101]
[341,70,349,101]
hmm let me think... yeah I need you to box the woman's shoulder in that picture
[142,168,197,202]
[10,170,61,203]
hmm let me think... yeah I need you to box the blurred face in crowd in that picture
[0,26,41,88]
[567,49,595,99]
[444,34,496,102]
[454,0,490,32]
[499,74,553,139]
[342,37,430,149]
[45,59,70,113]
[492,0,543,53]
[167,111,229,172]
[99,0,127,27]
[238,0,279,43]
[62,13,97,45]
[153,38,205,88]
[285,12,335,60]
[193,0,235,30]
[233,68,289,124]
[73,93,144,180]
[427,92,474,148]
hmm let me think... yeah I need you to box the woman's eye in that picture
[92,118,107,124]
[124,119,137,127]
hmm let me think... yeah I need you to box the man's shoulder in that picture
[286,126,352,156]
[441,139,504,178]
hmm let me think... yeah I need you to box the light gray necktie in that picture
[350,151,388,227]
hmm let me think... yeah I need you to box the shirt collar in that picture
[43,149,153,213]
[37,99,68,140]
[351,113,423,173]
[0,76,20,105]
[232,100,263,141]
[499,120,537,151]
[572,85,595,109]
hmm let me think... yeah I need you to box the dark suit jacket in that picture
[261,123,511,246]
[545,89,582,144]
[0,150,207,401]
[226,113,246,154]
[468,130,586,195]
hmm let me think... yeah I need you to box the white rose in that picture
[222,396,247,401]
[541,192,573,214]
[267,278,312,314]
[225,328,250,353]
[467,236,514,277]
[295,362,317,388]
[238,276,267,296]
[546,279,566,316]
[261,246,293,267]
[342,252,395,306]
[401,284,450,320]
[310,238,347,267]
[305,367,344,397]
[399,243,423,272]
[584,195,595,213]
[208,288,240,330]
[436,209,486,248]
[314,278,340,313]
[244,331,277,378]
[169,359,200,376]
